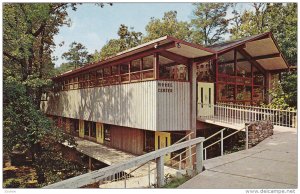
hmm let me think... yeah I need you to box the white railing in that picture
[99,131,195,188]
[166,126,249,169]
[44,136,205,189]
[198,103,297,128]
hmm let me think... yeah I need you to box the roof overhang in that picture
[213,32,289,71]
[53,36,215,80]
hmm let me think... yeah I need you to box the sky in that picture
[52,3,248,67]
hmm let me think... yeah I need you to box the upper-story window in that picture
[159,55,188,81]
[55,53,188,91]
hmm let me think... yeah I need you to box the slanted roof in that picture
[53,36,215,80]
[208,32,289,71]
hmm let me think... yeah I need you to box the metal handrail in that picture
[106,131,195,184]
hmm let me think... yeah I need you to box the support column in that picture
[188,59,197,168]
[154,53,159,80]
[156,156,164,187]
[195,142,204,174]
[265,72,272,103]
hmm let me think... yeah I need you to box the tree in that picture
[3,3,110,186]
[98,24,143,60]
[143,11,191,42]
[62,42,89,69]
[3,71,85,185]
[191,3,232,46]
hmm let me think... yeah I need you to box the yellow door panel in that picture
[197,82,214,117]
[96,123,104,144]
[155,132,171,162]
[79,120,84,138]
[65,118,70,133]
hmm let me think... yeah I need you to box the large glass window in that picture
[104,124,111,142]
[84,121,89,136]
[218,84,235,101]
[197,60,214,82]
[159,55,188,81]
[131,59,141,72]
[236,85,251,101]
[90,122,96,138]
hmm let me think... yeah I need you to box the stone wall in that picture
[247,120,274,148]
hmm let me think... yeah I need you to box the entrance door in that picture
[155,132,171,162]
[197,82,214,117]
[79,120,84,138]
[96,123,104,144]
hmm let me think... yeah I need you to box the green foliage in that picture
[62,41,89,69]
[162,174,191,188]
[97,24,143,60]
[3,178,22,188]
[3,3,95,186]
[54,62,75,75]
[191,3,232,46]
[143,11,191,42]
[265,79,289,109]
[280,72,297,108]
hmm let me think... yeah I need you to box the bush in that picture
[3,178,22,188]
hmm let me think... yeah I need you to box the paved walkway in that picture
[179,126,297,189]
[65,137,177,178]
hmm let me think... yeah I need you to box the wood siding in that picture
[41,80,190,131]
[110,126,144,155]
[156,81,190,131]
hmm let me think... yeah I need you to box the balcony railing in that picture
[198,103,297,128]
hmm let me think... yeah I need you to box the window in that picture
[120,63,130,82]
[131,59,141,72]
[89,72,96,87]
[90,122,96,138]
[218,84,235,101]
[142,56,154,70]
[103,66,111,77]
[236,85,251,101]
[197,60,214,82]
[84,121,89,136]
[104,124,111,142]
[158,55,188,81]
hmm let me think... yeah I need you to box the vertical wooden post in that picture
[148,162,151,187]
[251,62,254,103]
[128,62,131,83]
[188,59,197,168]
[156,156,164,187]
[88,157,92,172]
[245,125,249,150]
[195,141,203,174]
[215,58,218,104]
[234,49,237,101]
[154,53,159,80]
[221,130,224,156]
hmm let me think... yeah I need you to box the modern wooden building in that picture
[41,32,289,156]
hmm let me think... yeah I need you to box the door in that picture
[65,118,70,133]
[96,122,104,144]
[155,132,171,162]
[197,82,214,117]
[79,120,84,138]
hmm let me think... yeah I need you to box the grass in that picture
[162,175,191,188]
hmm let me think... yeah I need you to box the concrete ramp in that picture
[179,126,297,189]
[67,137,177,178]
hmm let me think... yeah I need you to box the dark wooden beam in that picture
[218,53,281,65]
[193,54,216,64]
[159,50,189,64]
[237,48,266,74]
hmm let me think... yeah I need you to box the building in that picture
[41,32,289,157]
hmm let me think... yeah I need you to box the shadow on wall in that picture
[44,84,132,127]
